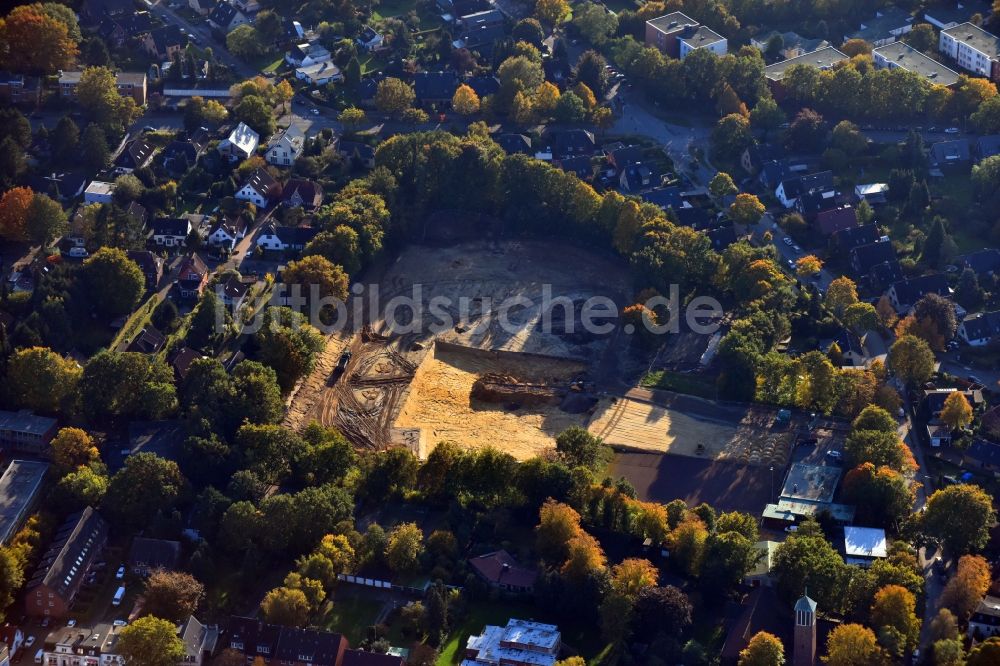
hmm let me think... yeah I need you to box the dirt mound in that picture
[471,373,564,407]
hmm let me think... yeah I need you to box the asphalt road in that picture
[148,0,255,79]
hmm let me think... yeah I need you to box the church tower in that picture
[793,590,817,666]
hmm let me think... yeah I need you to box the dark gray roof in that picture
[551,129,595,159]
[128,536,181,570]
[889,273,950,309]
[152,217,190,237]
[831,224,880,251]
[965,439,1000,466]
[931,139,972,165]
[413,71,458,101]
[961,249,1000,276]
[28,508,108,598]
[495,133,531,154]
[781,171,834,199]
[851,240,897,273]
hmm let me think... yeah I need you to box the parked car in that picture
[113,619,127,627]
[945,127,960,134]
[66,620,76,628]
[116,565,125,580]
[826,450,843,462]
[24,636,35,648]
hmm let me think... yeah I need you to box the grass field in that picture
[319,592,386,645]
[640,369,717,399]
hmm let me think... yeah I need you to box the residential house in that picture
[922,388,984,419]
[281,179,323,210]
[843,526,888,567]
[815,206,858,236]
[845,6,914,47]
[959,310,1000,345]
[854,182,889,205]
[339,141,376,169]
[222,617,347,665]
[126,326,166,354]
[59,71,147,105]
[827,328,887,368]
[342,650,404,666]
[830,224,880,254]
[169,347,202,382]
[162,139,205,176]
[743,541,779,587]
[266,126,305,167]
[235,168,281,208]
[126,420,186,462]
[758,159,800,189]
[357,26,385,52]
[34,171,86,202]
[295,62,343,86]
[927,422,953,447]
[0,72,41,106]
[127,250,163,290]
[208,1,250,33]
[797,188,848,221]
[113,137,155,174]
[962,439,1000,475]
[189,0,216,15]
[232,0,260,14]
[98,12,153,49]
[0,460,49,544]
[960,248,1000,278]
[644,11,699,57]
[152,217,192,247]
[219,122,260,162]
[764,47,849,95]
[939,22,1000,82]
[463,619,561,666]
[468,550,538,594]
[849,239,901,286]
[495,133,531,154]
[206,216,249,250]
[436,0,490,16]
[453,11,506,53]
[886,273,951,313]
[751,31,829,59]
[976,134,1000,160]
[128,537,181,576]
[641,186,685,211]
[466,75,500,98]
[931,139,973,170]
[873,41,961,87]
[179,616,219,666]
[708,225,738,251]
[556,155,594,180]
[218,274,251,310]
[285,42,331,67]
[924,0,991,30]
[740,144,776,175]
[619,163,658,192]
[177,254,209,299]
[25,508,108,618]
[678,25,727,58]
[775,171,834,208]
[551,129,596,160]
[143,24,186,60]
[80,0,133,26]
[968,595,1000,638]
[256,224,319,252]
[83,181,115,205]
[414,71,460,108]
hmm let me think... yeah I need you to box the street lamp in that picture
[770,465,774,501]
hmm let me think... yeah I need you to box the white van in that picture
[34,648,43,663]
[112,585,125,606]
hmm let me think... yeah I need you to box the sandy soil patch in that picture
[393,346,589,460]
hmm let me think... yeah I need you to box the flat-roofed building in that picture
[678,25,727,58]
[644,11,698,57]
[0,410,57,455]
[0,460,49,545]
[765,46,850,83]
[940,22,1000,82]
[873,41,961,87]
[843,526,888,567]
[462,618,561,666]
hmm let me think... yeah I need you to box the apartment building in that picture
[939,22,1000,82]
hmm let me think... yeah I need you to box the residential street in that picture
[148,0,255,79]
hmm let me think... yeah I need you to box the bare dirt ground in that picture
[286,240,632,452]
[590,390,794,467]
[393,345,589,460]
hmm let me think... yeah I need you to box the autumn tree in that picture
[889,334,936,386]
[709,172,738,198]
[738,631,784,666]
[0,4,78,74]
[536,499,582,562]
[281,255,349,304]
[773,527,848,611]
[50,428,99,474]
[534,0,570,27]
[824,624,888,666]
[82,247,145,316]
[535,81,561,116]
[116,616,186,666]
[338,106,367,129]
[796,255,822,278]
[940,391,973,430]
[561,530,607,580]
[922,485,996,554]
[5,346,81,413]
[375,77,415,117]
[253,307,325,393]
[386,522,424,573]
[668,515,708,576]
[825,276,859,316]
[609,558,658,598]
[729,193,765,225]
[143,570,204,622]
[77,66,140,131]
[870,585,920,656]
[452,84,480,115]
[967,637,1000,665]
[27,192,67,245]
[0,186,32,240]
[555,426,610,470]
[941,554,992,620]
[260,586,309,626]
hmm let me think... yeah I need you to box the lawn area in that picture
[318,592,385,645]
[435,600,610,665]
[640,369,717,399]
[361,53,390,75]
[373,0,418,19]
[602,0,640,12]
